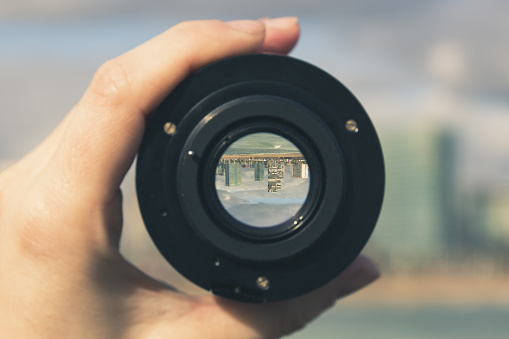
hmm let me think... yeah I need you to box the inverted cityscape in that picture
[214,133,310,227]
[216,155,309,192]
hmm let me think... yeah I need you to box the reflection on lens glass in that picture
[215,133,310,228]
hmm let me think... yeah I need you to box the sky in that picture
[1,1,508,189]
[1,1,508,181]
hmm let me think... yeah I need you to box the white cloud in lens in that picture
[215,165,311,227]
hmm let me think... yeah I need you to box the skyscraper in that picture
[292,163,309,178]
[225,161,242,187]
[254,162,264,181]
[216,161,225,175]
[268,163,283,192]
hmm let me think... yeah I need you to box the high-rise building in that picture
[225,162,242,187]
[277,162,285,179]
[216,162,225,175]
[292,163,309,179]
[268,164,282,192]
[254,162,264,181]
[478,190,509,248]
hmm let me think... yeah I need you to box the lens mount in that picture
[136,54,384,303]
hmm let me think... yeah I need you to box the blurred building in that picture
[367,125,509,272]
[484,192,509,245]
[368,126,458,270]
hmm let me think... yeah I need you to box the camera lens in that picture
[215,132,310,228]
[136,54,384,303]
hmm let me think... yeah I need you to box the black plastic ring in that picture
[136,54,385,303]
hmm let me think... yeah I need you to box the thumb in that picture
[207,255,380,339]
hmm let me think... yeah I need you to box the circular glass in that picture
[215,132,310,228]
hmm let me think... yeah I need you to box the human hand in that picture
[0,17,380,339]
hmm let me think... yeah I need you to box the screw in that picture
[163,122,177,135]
[214,259,221,267]
[187,150,195,157]
[256,276,270,291]
[345,119,359,133]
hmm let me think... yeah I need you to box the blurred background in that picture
[1,1,508,337]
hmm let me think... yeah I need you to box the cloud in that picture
[215,165,310,227]
[426,41,468,85]
[222,202,304,227]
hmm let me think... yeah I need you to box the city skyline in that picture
[217,155,308,192]
[215,155,310,227]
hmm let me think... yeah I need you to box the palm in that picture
[0,19,379,339]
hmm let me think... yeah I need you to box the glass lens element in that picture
[215,133,310,228]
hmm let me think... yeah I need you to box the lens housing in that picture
[136,54,385,303]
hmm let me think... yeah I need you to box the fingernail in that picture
[225,20,264,34]
[260,16,299,29]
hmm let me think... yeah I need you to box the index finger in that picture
[51,18,300,202]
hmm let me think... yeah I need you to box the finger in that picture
[258,17,300,54]
[208,255,380,339]
[50,18,300,202]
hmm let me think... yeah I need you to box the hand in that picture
[0,17,379,339]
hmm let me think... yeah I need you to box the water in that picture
[287,305,509,339]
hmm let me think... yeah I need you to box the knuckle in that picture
[171,19,221,34]
[170,20,224,47]
[88,59,131,108]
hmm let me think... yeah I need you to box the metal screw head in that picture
[187,150,195,157]
[256,276,270,291]
[345,119,359,133]
[163,122,177,135]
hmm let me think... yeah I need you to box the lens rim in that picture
[176,95,343,261]
[205,125,319,240]
[136,54,385,303]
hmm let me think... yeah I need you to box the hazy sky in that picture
[1,0,508,187]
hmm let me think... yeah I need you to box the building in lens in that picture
[254,162,264,181]
[277,162,285,179]
[225,161,242,187]
[268,162,283,192]
[292,163,309,179]
[216,161,225,175]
